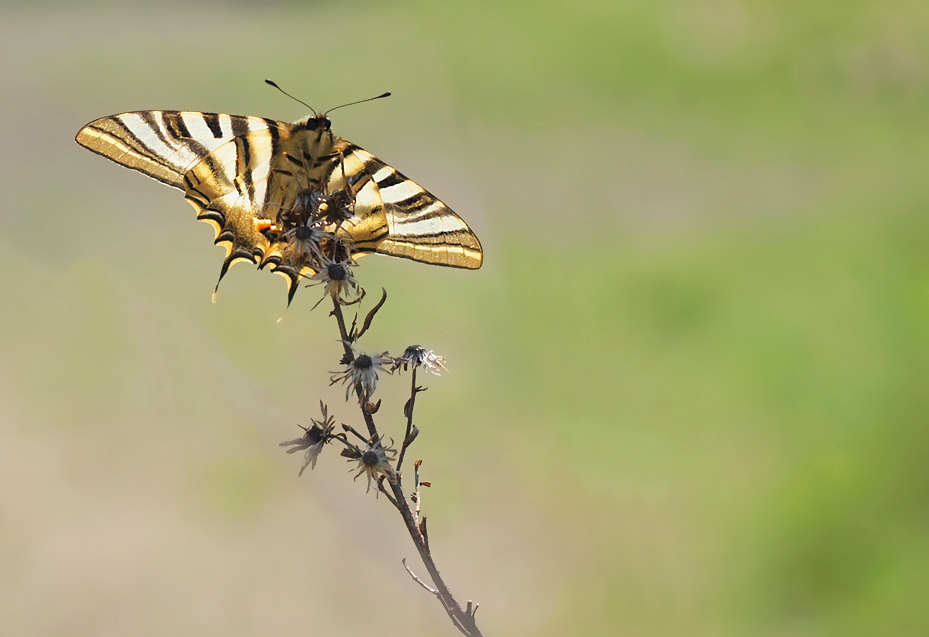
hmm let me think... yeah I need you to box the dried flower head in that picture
[318,189,355,226]
[279,401,337,475]
[284,224,331,269]
[330,348,393,403]
[308,256,364,306]
[350,437,397,493]
[292,188,324,220]
[394,345,448,375]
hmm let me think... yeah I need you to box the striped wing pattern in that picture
[334,146,483,268]
[178,118,287,298]
[75,108,482,303]
[76,111,276,189]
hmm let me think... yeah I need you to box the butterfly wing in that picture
[179,118,295,299]
[75,111,275,188]
[332,144,483,270]
[76,111,297,298]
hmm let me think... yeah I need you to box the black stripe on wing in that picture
[342,149,483,269]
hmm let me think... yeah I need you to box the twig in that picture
[341,422,369,444]
[412,459,423,525]
[403,558,437,595]
[330,300,379,439]
[378,475,401,508]
[397,367,418,472]
[329,295,484,637]
[330,300,355,363]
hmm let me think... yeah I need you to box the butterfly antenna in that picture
[324,92,391,116]
[265,79,316,115]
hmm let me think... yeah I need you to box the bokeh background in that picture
[2,0,929,634]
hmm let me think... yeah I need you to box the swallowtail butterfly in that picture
[76,89,482,304]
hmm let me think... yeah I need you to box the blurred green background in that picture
[2,0,928,634]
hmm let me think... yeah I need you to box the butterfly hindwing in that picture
[181,119,285,291]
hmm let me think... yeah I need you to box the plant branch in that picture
[397,367,418,472]
[330,299,355,363]
[330,299,379,438]
[328,294,483,636]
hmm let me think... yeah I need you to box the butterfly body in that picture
[76,109,482,303]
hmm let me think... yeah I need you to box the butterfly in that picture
[75,87,482,305]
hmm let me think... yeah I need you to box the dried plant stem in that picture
[396,367,418,472]
[329,297,483,637]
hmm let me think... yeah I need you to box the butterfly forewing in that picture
[75,105,482,304]
[76,111,272,188]
[353,149,482,268]
[324,145,482,269]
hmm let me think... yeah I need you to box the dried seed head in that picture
[330,347,392,403]
[350,437,398,493]
[394,345,448,375]
[308,256,364,306]
[279,401,336,475]
[326,262,348,281]
[320,189,355,226]
[293,226,318,242]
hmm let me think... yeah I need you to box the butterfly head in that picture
[295,114,332,132]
